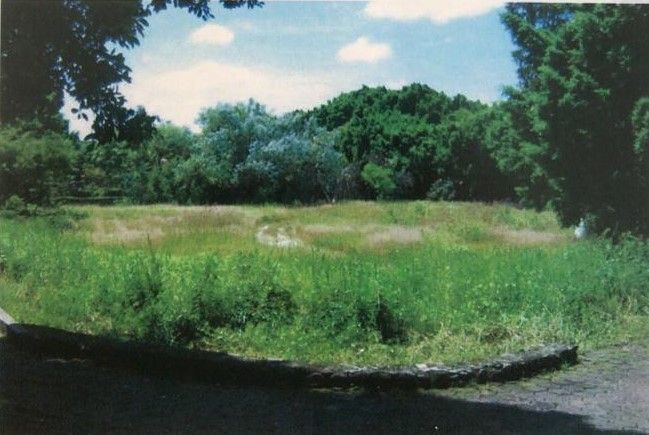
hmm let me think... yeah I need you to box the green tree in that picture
[361,163,395,200]
[435,107,515,201]
[1,0,261,130]
[195,100,275,201]
[135,123,197,203]
[87,106,159,144]
[503,4,649,234]
[0,123,77,205]
[498,4,575,209]
[236,114,344,203]
[311,84,510,201]
[632,98,649,163]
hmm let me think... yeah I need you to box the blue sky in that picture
[65,0,518,134]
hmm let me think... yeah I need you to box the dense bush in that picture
[361,163,395,199]
[0,123,76,205]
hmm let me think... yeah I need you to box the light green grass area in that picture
[1,201,648,366]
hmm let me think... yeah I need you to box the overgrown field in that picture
[1,201,648,366]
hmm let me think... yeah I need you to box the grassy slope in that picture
[1,201,648,366]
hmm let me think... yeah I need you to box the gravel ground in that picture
[1,332,647,434]
[438,341,649,433]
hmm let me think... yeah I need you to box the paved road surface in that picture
[1,333,647,434]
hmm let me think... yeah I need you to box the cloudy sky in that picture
[65,0,518,134]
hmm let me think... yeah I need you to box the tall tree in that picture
[0,0,261,131]
[499,4,575,209]
[311,84,509,201]
[501,4,575,87]
[503,4,649,234]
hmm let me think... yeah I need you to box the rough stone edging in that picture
[0,306,578,389]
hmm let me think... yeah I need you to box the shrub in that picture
[427,179,456,201]
[361,163,396,199]
[308,288,408,344]
[1,195,87,230]
[0,124,76,205]
[1,195,30,217]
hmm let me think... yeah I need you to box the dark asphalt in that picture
[1,332,647,434]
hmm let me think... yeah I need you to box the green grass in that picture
[1,201,648,366]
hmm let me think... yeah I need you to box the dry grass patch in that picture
[492,227,569,246]
[87,206,251,246]
[176,207,248,229]
[300,224,357,235]
[298,224,426,248]
[366,226,424,246]
[90,218,168,244]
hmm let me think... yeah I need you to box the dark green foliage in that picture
[632,98,649,173]
[0,0,261,130]
[73,139,139,200]
[427,179,455,201]
[501,4,575,87]
[1,196,32,218]
[1,195,87,231]
[492,5,575,209]
[0,88,519,206]
[142,123,196,203]
[173,101,345,204]
[307,287,408,345]
[361,163,395,199]
[491,95,558,208]
[71,122,198,203]
[311,84,514,201]
[0,123,76,205]
[88,106,159,144]
[374,296,408,344]
[502,4,649,235]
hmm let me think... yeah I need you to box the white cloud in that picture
[337,37,392,64]
[188,24,234,46]
[364,0,504,24]
[122,61,338,129]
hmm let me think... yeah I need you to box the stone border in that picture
[0,306,577,389]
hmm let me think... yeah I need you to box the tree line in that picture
[0,91,506,206]
[1,2,648,236]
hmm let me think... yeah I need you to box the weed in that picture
[0,202,647,365]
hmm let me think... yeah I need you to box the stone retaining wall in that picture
[0,306,577,389]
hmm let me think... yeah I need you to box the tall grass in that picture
[0,202,648,365]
